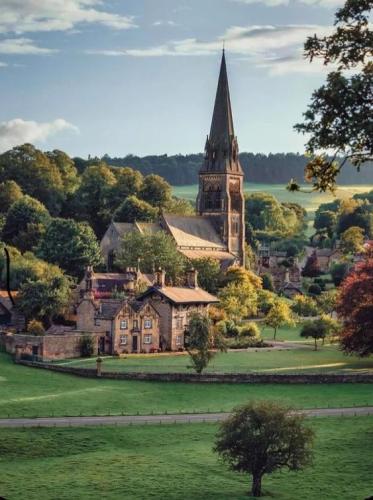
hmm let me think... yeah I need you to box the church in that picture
[101,50,245,270]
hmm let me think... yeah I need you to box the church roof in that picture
[111,222,135,237]
[179,249,236,267]
[162,214,225,250]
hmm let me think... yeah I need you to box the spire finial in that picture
[222,40,225,52]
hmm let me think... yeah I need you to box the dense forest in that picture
[81,153,373,186]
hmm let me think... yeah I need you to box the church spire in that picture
[202,50,242,173]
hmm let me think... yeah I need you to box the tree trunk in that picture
[314,337,318,351]
[273,328,277,341]
[251,474,262,497]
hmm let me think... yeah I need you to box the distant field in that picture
[173,183,373,216]
[1,418,372,499]
[1,353,373,417]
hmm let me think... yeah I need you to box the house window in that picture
[144,334,152,344]
[120,335,128,345]
[176,335,183,346]
[176,317,183,329]
[94,318,100,326]
[144,319,152,329]
[120,319,128,330]
[133,319,139,329]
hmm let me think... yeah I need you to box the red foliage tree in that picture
[336,256,373,356]
[302,250,321,278]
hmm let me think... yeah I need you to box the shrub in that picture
[240,321,260,338]
[79,334,94,357]
[225,337,267,349]
[261,273,274,291]
[27,319,45,336]
[308,284,322,296]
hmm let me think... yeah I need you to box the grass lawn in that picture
[0,354,373,418]
[69,344,373,375]
[0,417,372,499]
[260,323,309,342]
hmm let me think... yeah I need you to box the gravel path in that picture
[0,407,371,428]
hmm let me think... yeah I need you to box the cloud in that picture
[0,118,79,152]
[0,38,56,55]
[0,61,8,67]
[232,0,344,6]
[153,20,177,27]
[0,0,137,34]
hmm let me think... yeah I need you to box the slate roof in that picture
[140,286,219,305]
[112,222,135,237]
[162,214,225,250]
[96,299,123,319]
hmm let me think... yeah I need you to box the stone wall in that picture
[16,360,373,383]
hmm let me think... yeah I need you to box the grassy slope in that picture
[70,345,373,375]
[1,354,373,418]
[0,418,372,500]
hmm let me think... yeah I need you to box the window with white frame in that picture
[144,319,152,329]
[176,335,183,346]
[94,318,100,326]
[119,335,128,345]
[144,334,152,344]
[176,317,183,329]
[120,319,128,330]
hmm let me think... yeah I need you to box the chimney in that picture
[187,268,198,289]
[85,266,94,292]
[155,268,166,288]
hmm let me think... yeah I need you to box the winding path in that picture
[0,407,371,428]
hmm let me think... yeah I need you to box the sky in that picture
[0,0,344,158]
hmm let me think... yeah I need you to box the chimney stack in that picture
[155,268,166,288]
[187,268,198,289]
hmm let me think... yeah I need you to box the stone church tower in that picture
[197,50,245,266]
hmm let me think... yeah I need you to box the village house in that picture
[137,269,219,351]
[257,245,302,295]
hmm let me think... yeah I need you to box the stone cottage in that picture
[137,269,219,351]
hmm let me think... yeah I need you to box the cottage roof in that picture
[97,299,123,319]
[162,214,225,250]
[136,222,162,234]
[140,286,219,305]
[112,222,135,237]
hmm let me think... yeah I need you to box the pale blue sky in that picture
[0,0,342,157]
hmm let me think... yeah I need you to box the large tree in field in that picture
[214,402,314,497]
[337,256,373,356]
[265,299,294,340]
[36,218,102,279]
[292,0,372,192]
[184,312,226,374]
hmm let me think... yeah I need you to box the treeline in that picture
[88,152,373,186]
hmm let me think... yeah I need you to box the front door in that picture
[132,335,138,353]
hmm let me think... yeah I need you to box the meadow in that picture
[0,418,372,499]
[1,353,372,418]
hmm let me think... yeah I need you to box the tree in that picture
[0,180,23,214]
[301,315,341,350]
[302,251,321,278]
[314,210,337,237]
[214,401,314,497]
[224,266,262,289]
[184,312,226,374]
[79,334,95,357]
[291,294,319,317]
[2,195,50,252]
[316,289,338,316]
[293,0,372,192]
[45,149,80,195]
[111,166,143,203]
[0,144,65,214]
[18,272,72,328]
[27,319,45,336]
[337,256,373,356]
[330,261,349,286]
[191,257,221,294]
[261,273,274,291]
[37,218,102,279]
[219,281,258,322]
[265,299,294,340]
[139,174,171,208]
[163,196,195,216]
[116,231,186,284]
[113,195,157,223]
[340,226,365,255]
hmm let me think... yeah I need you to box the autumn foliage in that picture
[337,256,373,356]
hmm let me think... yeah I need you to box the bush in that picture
[222,320,241,338]
[27,319,45,336]
[240,321,260,338]
[330,262,349,286]
[308,284,322,296]
[79,334,94,357]
[225,337,267,349]
[261,273,274,292]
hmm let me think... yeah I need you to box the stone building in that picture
[137,269,219,351]
[0,290,25,332]
[100,50,245,271]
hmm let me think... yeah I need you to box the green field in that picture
[1,354,372,418]
[1,418,372,499]
[69,344,373,375]
[173,183,373,214]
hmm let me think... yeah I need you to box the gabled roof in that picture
[111,222,136,237]
[162,214,225,250]
[135,222,162,234]
[96,299,123,319]
[139,286,219,305]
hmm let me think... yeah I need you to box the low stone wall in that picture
[16,359,373,384]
